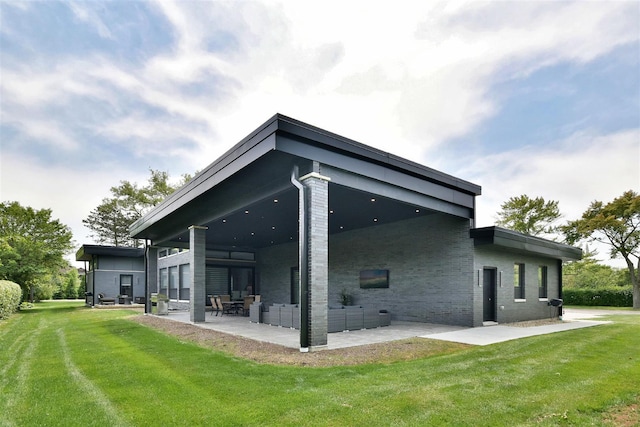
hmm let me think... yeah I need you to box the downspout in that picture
[291,166,309,350]
[558,259,563,319]
[91,256,96,307]
[144,240,151,315]
[82,260,88,306]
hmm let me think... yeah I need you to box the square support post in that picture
[189,225,208,323]
[300,172,330,350]
[145,246,158,314]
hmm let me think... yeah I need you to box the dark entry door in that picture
[483,268,497,322]
[120,275,133,298]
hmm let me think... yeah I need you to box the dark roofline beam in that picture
[130,134,277,238]
[325,166,473,219]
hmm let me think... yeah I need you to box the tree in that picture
[83,169,192,247]
[495,195,562,237]
[0,201,74,300]
[563,190,640,309]
[83,198,137,247]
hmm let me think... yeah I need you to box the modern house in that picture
[129,114,581,351]
[76,245,145,306]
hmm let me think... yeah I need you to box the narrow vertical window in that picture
[514,263,525,299]
[538,265,548,299]
[160,268,168,296]
[169,266,178,300]
[179,264,190,300]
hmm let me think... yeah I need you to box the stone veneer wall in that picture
[257,212,476,327]
[473,247,561,324]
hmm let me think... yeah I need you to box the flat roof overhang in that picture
[130,114,482,250]
[76,245,145,261]
[470,226,583,261]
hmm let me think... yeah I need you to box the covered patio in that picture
[130,114,482,352]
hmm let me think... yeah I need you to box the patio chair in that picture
[218,295,235,315]
[241,296,254,316]
[210,295,219,317]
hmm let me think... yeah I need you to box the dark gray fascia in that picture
[470,226,582,261]
[76,245,145,261]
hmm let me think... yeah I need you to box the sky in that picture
[1,0,638,268]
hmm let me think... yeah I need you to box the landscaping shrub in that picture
[0,280,22,319]
[563,286,633,307]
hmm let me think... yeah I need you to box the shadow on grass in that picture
[18,300,86,315]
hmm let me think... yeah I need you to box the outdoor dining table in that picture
[222,300,244,315]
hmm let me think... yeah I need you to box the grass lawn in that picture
[1,301,638,426]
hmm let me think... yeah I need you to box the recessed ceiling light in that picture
[330,210,334,214]
[371,198,376,202]
[373,218,378,222]
[245,210,249,214]
[340,226,344,229]
[272,226,276,230]
[251,232,255,236]
[415,209,420,213]
[273,199,278,203]
[222,219,227,223]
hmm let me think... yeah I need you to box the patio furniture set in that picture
[250,303,391,332]
[98,293,145,305]
[209,295,259,316]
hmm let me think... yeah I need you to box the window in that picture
[179,264,190,300]
[159,268,168,296]
[169,266,178,300]
[538,266,548,299]
[514,263,525,299]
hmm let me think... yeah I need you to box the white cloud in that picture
[147,0,638,160]
[5,0,636,166]
[69,1,114,40]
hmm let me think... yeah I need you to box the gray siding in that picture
[258,213,475,327]
[93,255,145,300]
[474,247,561,324]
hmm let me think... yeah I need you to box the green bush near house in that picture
[563,286,633,307]
[0,280,22,319]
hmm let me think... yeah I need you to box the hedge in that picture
[563,286,633,307]
[0,280,22,319]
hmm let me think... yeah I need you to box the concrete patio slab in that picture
[421,308,640,346]
[422,319,608,346]
[154,307,631,350]
[156,311,465,350]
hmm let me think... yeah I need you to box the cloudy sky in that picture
[1,0,638,267]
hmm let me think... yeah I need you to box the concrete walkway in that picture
[422,319,607,346]
[423,308,640,346]
[158,308,634,349]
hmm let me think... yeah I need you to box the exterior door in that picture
[120,275,133,298]
[483,268,497,322]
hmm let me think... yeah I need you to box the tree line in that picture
[0,170,189,301]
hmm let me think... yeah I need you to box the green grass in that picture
[1,301,639,426]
